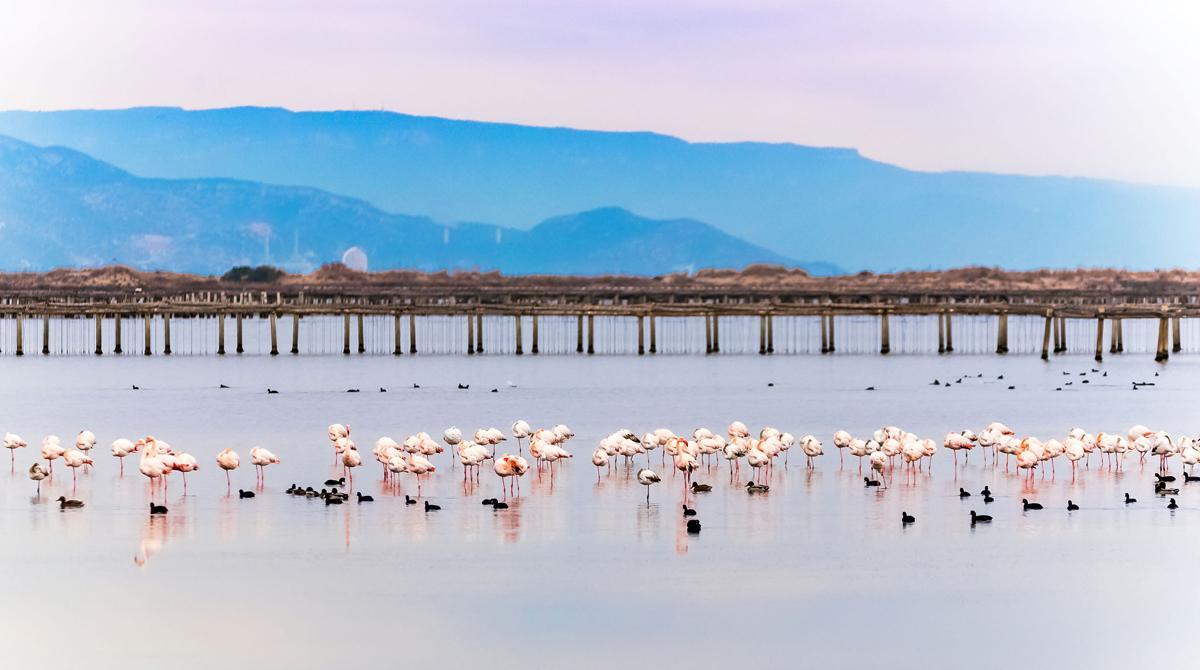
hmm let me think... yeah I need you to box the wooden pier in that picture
[0,265,1195,359]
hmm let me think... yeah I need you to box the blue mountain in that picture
[0,135,817,275]
[0,106,1197,271]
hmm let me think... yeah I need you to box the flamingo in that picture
[1064,438,1085,481]
[328,423,350,464]
[512,420,531,454]
[75,430,97,469]
[41,435,66,475]
[216,448,240,489]
[375,437,401,480]
[637,467,661,503]
[139,440,165,498]
[832,430,852,466]
[342,444,362,486]
[249,446,280,485]
[869,450,888,488]
[28,462,48,494]
[4,432,27,469]
[111,438,137,475]
[406,453,435,496]
[493,454,515,499]
[174,453,199,490]
[61,449,93,487]
[800,435,823,470]
[591,447,608,482]
[443,427,463,467]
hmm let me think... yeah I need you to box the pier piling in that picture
[217,313,225,355]
[409,313,417,354]
[15,314,23,356]
[270,312,279,356]
[235,313,243,355]
[531,314,539,354]
[1094,313,1104,362]
[515,315,523,355]
[164,314,172,355]
[880,310,890,355]
[113,313,122,354]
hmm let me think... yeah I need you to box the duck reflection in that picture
[134,512,188,568]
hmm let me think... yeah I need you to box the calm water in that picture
[1,352,1195,669]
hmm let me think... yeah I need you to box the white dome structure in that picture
[341,246,368,272]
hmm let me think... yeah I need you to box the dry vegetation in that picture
[0,264,1196,297]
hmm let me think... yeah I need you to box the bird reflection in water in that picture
[497,499,523,544]
[134,514,187,568]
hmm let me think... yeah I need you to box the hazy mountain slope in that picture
[1,107,1197,270]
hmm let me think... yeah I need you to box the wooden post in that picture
[217,312,225,355]
[141,314,151,355]
[14,314,23,356]
[943,310,952,353]
[820,314,829,354]
[879,310,890,355]
[1109,316,1119,354]
[409,313,417,354]
[342,313,350,355]
[357,314,365,354]
[712,313,720,353]
[291,313,300,355]
[1172,316,1182,353]
[113,313,122,354]
[995,311,1008,354]
[95,313,103,355]
[1094,313,1104,362]
[393,313,402,356]
[705,314,713,354]
[828,313,836,353]
[587,313,595,355]
[1057,317,1066,354]
[476,312,484,354]
[576,314,584,353]
[937,311,945,354]
[1156,316,1169,362]
[759,314,767,355]
[1117,317,1124,352]
[514,314,523,355]
[531,314,539,354]
[467,312,475,355]
[163,314,172,355]
[1041,312,1052,360]
[767,314,774,354]
[235,313,243,354]
[41,314,50,355]
[270,312,279,356]
[649,313,657,354]
[637,314,645,355]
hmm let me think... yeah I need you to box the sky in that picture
[1,0,1198,188]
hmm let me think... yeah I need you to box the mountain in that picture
[0,107,1198,271]
[0,135,815,275]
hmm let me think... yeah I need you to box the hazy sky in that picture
[2,1,1197,187]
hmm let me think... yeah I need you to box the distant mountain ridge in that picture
[0,106,1198,271]
[0,134,825,275]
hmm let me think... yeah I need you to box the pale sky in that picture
[2,0,1198,187]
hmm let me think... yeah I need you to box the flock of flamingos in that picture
[6,418,1197,520]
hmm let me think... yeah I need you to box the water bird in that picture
[346,389,360,393]
[491,389,498,393]
[267,388,279,394]
[959,488,971,498]
[57,496,84,509]
[931,379,940,385]
[983,495,995,503]
[997,375,1004,380]
[249,446,280,484]
[980,486,992,497]
[149,501,168,515]
[216,448,240,489]
[492,501,509,510]
[901,512,915,525]
[28,463,48,494]
[379,387,387,393]
[457,384,469,390]
[1124,493,1137,504]
[219,384,230,389]
[132,385,140,390]
[1168,498,1179,510]
[1007,386,1015,390]
[686,519,701,534]
[424,500,441,512]
[682,504,697,517]
[356,492,373,503]
[767,382,774,387]
[1156,486,1179,495]
[864,477,880,487]
[324,477,345,487]
[481,498,497,505]
[864,386,875,391]
[413,384,420,389]
[324,496,343,505]
[637,468,661,503]
[1022,499,1044,511]
[239,489,255,499]
[1067,500,1080,511]
[745,481,769,493]
[690,482,712,493]
[1184,472,1200,483]
[970,511,992,525]
[405,495,417,506]
[1156,473,1176,483]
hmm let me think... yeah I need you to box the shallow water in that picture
[1,352,1195,669]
